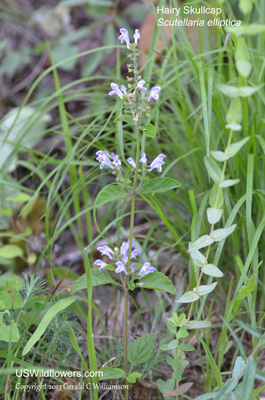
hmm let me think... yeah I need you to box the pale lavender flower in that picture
[94,259,107,272]
[137,80,145,89]
[120,85,127,95]
[115,261,128,275]
[118,28,130,48]
[139,282,145,286]
[131,249,141,259]
[111,153,122,169]
[108,83,123,99]
[120,241,130,257]
[224,33,231,48]
[97,245,113,259]
[139,153,147,164]
[141,87,147,97]
[96,150,113,170]
[139,262,157,277]
[133,29,141,44]
[130,263,136,271]
[148,86,161,102]
[149,154,166,173]
[127,157,136,168]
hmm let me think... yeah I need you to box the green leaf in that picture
[126,372,142,383]
[226,98,242,125]
[207,208,223,224]
[0,311,20,342]
[0,288,23,310]
[157,379,175,395]
[232,356,245,379]
[226,24,265,36]
[114,114,134,124]
[199,337,223,388]
[176,291,199,303]
[142,123,156,138]
[239,0,253,14]
[209,183,224,208]
[100,367,125,380]
[0,273,24,290]
[187,320,211,330]
[81,52,103,77]
[236,275,256,301]
[177,382,194,394]
[71,270,116,293]
[22,297,77,356]
[202,264,223,278]
[195,282,217,296]
[6,193,31,203]
[189,249,206,267]
[219,179,240,188]
[52,44,79,71]
[204,156,222,183]
[137,272,176,295]
[168,339,178,349]
[225,137,250,158]
[211,224,236,241]
[188,235,214,252]
[0,245,23,259]
[128,333,154,365]
[210,151,228,162]
[178,344,195,351]
[95,185,127,206]
[194,393,217,400]
[141,177,181,194]
[235,37,252,78]
[128,281,135,290]
[217,84,260,98]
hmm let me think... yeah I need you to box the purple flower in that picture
[108,83,123,99]
[141,87,147,97]
[149,154,166,173]
[96,150,113,170]
[111,153,121,169]
[133,29,141,44]
[120,85,127,95]
[115,261,128,275]
[127,157,136,168]
[130,263,136,271]
[131,249,141,259]
[137,80,145,89]
[97,245,113,259]
[139,282,145,286]
[118,28,130,48]
[120,241,130,257]
[94,259,107,272]
[148,86,161,102]
[224,33,231,48]
[139,262,157,277]
[140,153,147,164]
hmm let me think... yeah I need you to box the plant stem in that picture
[124,126,141,399]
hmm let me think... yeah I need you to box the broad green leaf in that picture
[128,333,154,365]
[195,393,217,400]
[211,224,236,241]
[52,43,79,71]
[187,320,211,329]
[22,297,77,355]
[209,183,224,208]
[0,273,24,290]
[219,179,240,188]
[177,382,194,394]
[142,123,156,138]
[195,282,217,296]
[226,24,265,36]
[188,235,214,252]
[176,326,189,339]
[100,367,125,380]
[0,289,23,310]
[239,0,253,14]
[168,339,178,349]
[207,208,223,224]
[71,270,116,293]
[0,245,23,259]
[199,337,223,388]
[126,372,142,383]
[210,151,228,162]
[226,98,242,124]
[235,37,252,78]
[189,249,206,267]
[114,114,133,125]
[176,291,199,303]
[6,193,31,203]
[66,323,89,373]
[0,311,20,342]
[202,264,223,278]
[204,156,222,183]
[236,275,256,301]
[141,177,181,194]
[95,185,127,206]
[137,272,176,295]
[217,84,260,98]
[178,344,195,351]
[225,137,250,158]
[157,379,175,395]
[232,356,245,379]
